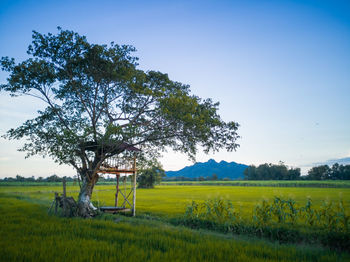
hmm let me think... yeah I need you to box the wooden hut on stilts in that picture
[98,144,140,216]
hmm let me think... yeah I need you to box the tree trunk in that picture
[77,173,99,217]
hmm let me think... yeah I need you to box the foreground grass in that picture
[0,195,349,262]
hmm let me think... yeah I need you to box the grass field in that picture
[2,182,348,216]
[1,181,350,261]
[0,194,349,262]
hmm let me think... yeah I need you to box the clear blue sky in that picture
[0,0,349,177]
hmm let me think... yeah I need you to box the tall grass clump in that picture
[180,197,350,251]
[183,199,242,232]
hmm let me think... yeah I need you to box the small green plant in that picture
[302,198,317,226]
[253,199,272,227]
[319,201,337,231]
[337,200,350,232]
[184,198,242,231]
[271,197,286,223]
[285,198,298,224]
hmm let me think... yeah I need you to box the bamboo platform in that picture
[97,155,138,216]
[100,206,132,214]
[98,168,135,174]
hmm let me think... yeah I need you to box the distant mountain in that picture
[165,159,248,180]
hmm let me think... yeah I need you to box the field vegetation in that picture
[2,194,349,261]
[180,197,349,251]
[1,182,349,216]
[1,181,349,261]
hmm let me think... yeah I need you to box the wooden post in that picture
[115,174,120,207]
[132,157,136,216]
[54,192,58,214]
[62,178,67,216]
[63,177,66,198]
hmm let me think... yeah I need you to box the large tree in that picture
[0,28,239,217]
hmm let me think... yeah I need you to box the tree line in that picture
[0,174,118,183]
[1,166,165,188]
[244,162,350,180]
[306,163,350,180]
[243,162,301,180]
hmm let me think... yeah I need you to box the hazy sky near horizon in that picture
[0,0,350,177]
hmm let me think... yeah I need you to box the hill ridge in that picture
[165,159,248,180]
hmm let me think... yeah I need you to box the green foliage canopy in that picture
[137,163,166,188]
[0,28,239,183]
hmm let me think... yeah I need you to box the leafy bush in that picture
[138,165,165,188]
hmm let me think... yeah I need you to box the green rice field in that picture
[1,181,350,261]
[1,182,349,217]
